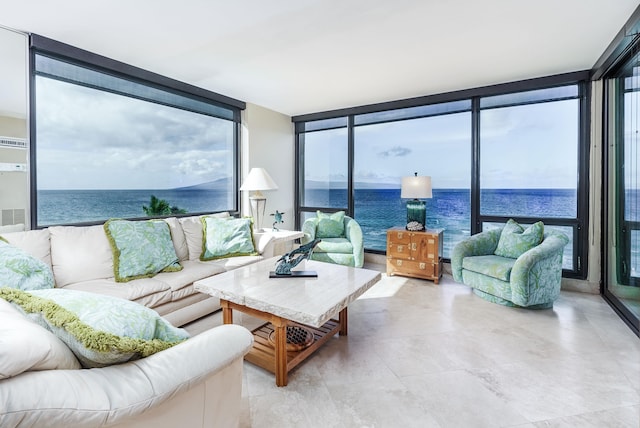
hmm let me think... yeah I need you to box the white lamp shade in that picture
[239,168,279,191]
[401,175,432,199]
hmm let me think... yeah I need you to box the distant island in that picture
[174,177,231,191]
[303,180,399,190]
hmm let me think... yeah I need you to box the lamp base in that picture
[249,196,266,230]
[406,199,426,231]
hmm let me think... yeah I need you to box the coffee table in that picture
[194,257,381,386]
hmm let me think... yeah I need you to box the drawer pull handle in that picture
[428,254,434,259]
[397,232,404,239]
[419,263,426,269]
[411,243,417,251]
[396,260,403,267]
[398,245,404,252]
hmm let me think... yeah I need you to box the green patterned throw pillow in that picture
[200,217,257,261]
[0,238,54,291]
[316,210,345,238]
[0,287,189,368]
[494,219,544,259]
[104,219,182,282]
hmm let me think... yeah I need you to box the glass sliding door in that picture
[605,50,640,335]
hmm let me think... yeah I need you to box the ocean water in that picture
[38,189,232,225]
[38,187,576,262]
[305,188,576,262]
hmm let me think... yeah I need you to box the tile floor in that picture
[184,263,640,428]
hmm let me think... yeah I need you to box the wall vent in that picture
[1,209,25,226]
[0,137,27,150]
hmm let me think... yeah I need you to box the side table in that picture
[386,228,443,283]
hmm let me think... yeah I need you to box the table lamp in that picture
[239,167,278,231]
[400,173,432,231]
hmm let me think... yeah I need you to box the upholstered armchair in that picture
[301,211,364,268]
[451,220,569,309]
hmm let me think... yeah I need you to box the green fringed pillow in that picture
[200,217,257,261]
[316,210,345,238]
[0,287,189,368]
[104,219,182,282]
[494,219,544,259]
[0,237,54,291]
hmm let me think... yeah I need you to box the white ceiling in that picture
[1,0,639,117]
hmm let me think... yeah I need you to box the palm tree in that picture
[143,195,186,216]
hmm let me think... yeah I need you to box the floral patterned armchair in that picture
[451,220,569,309]
[301,211,364,268]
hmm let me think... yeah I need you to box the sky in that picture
[36,72,580,191]
[305,99,579,189]
[36,77,234,190]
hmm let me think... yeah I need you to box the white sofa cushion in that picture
[0,298,80,379]
[49,225,114,287]
[180,213,230,261]
[0,223,25,233]
[63,278,172,308]
[164,217,189,262]
[0,324,253,428]
[154,260,225,292]
[210,255,264,271]
[1,228,52,268]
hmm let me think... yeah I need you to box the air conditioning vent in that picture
[0,137,27,149]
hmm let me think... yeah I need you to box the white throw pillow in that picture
[1,228,52,268]
[0,298,80,379]
[163,217,189,262]
[49,225,114,287]
[0,223,24,233]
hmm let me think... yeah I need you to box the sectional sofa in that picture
[0,213,280,427]
[1,212,277,327]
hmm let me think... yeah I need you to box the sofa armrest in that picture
[451,228,502,282]
[253,230,276,257]
[344,217,364,268]
[0,324,254,428]
[300,218,318,245]
[510,232,569,306]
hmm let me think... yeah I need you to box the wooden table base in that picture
[220,299,347,386]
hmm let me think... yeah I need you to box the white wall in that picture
[0,116,28,227]
[241,103,295,231]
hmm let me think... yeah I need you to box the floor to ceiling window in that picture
[479,86,582,270]
[604,45,640,336]
[352,102,471,256]
[31,36,244,227]
[298,118,349,226]
[294,72,588,277]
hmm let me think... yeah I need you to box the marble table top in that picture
[194,257,382,328]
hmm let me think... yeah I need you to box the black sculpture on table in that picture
[270,239,321,278]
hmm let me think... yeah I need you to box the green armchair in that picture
[301,213,364,268]
[451,222,569,309]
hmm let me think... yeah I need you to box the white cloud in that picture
[36,76,234,189]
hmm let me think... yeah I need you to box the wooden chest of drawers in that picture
[386,228,443,284]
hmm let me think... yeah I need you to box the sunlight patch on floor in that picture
[359,273,409,299]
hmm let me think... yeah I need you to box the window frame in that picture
[294,71,590,279]
[29,34,245,228]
